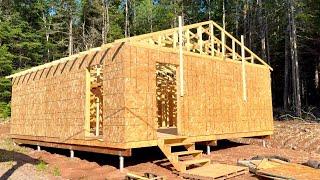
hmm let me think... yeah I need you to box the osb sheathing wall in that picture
[120,43,273,142]
[10,47,112,142]
[10,42,273,146]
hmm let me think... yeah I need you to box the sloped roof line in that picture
[6,20,272,79]
[6,44,113,79]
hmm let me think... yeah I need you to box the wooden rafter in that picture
[6,44,113,79]
[6,20,272,80]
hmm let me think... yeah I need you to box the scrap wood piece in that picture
[126,172,166,180]
[180,163,248,180]
[238,158,320,180]
[304,159,320,169]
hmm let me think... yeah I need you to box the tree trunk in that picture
[207,0,211,20]
[315,63,319,89]
[82,20,87,50]
[132,0,136,36]
[106,0,109,41]
[265,15,271,64]
[235,0,239,39]
[258,0,267,60]
[173,0,177,27]
[284,25,289,111]
[288,0,301,117]
[42,12,50,62]
[243,0,248,46]
[249,1,253,49]
[222,0,226,30]
[68,17,73,56]
[125,0,130,37]
[316,58,320,89]
[150,0,153,32]
[102,1,106,44]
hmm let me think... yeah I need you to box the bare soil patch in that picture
[0,120,319,179]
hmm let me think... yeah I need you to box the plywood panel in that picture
[10,49,110,145]
[123,43,273,140]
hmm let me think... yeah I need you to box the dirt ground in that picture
[1,120,320,180]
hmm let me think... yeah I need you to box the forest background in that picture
[0,0,319,119]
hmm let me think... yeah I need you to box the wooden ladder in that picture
[158,136,211,172]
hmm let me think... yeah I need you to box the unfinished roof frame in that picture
[6,20,272,80]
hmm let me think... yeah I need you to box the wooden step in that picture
[173,150,202,156]
[166,142,194,147]
[162,136,188,144]
[161,135,187,140]
[182,158,211,166]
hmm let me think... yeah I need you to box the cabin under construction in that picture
[7,20,273,175]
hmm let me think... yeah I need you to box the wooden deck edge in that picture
[10,130,273,155]
[182,130,273,144]
[13,138,132,156]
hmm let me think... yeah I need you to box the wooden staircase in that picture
[158,136,211,172]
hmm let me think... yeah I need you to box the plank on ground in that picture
[181,163,248,180]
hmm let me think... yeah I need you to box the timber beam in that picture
[13,138,132,156]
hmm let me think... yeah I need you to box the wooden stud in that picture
[197,26,203,54]
[173,31,178,48]
[179,16,184,97]
[221,30,226,59]
[186,29,190,51]
[241,35,247,102]
[232,39,236,61]
[115,20,213,43]
[95,97,100,136]
[209,23,215,57]
[210,21,272,70]
[85,68,91,137]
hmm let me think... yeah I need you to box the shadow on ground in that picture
[0,149,39,180]
[21,139,248,170]
[197,139,248,152]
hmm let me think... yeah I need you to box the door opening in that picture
[88,64,103,137]
[156,63,178,135]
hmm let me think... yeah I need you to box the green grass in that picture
[52,166,61,176]
[0,138,28,154]
[36,160,47,171]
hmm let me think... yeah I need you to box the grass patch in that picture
[36,160,47,171]
[52,166,61,176]
[0,138,28,154]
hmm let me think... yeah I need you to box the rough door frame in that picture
[84,67,91,137]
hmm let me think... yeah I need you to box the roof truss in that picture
[6,20,272,79]
[116,20,272,71]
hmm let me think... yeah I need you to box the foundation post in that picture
[262,140,266,148]
[206,145,211,155]
[70,149,74,158]
[37,145,41,151]
[119,155,124,172]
